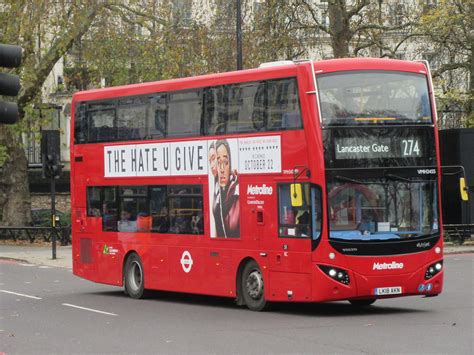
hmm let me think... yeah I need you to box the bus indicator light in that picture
[319,265,350,285]
[425,261,443,280]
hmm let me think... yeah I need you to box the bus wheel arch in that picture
[123,251,146,299]
[238,258,269,311]
[235,257,254,306]
[122,251,136,287]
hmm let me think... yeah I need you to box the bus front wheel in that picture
[241,260,268,311]
[349,299,376,306]
[124,253,146,299]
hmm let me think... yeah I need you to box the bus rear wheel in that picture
[349,299,376,306]
[241,260,268,311]
[124,253,146,299]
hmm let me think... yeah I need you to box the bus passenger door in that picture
[265,183,317,302]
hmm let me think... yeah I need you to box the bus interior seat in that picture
[136,214,152,232]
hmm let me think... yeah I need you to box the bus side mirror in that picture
[290,184,303,207]
[460,177,469,201]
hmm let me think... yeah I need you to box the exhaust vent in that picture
[80,238,93,264]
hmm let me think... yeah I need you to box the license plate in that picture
[374,286,402,296]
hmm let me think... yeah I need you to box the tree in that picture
[67,0,215,88]
[290,0,418,59]
[245,0,307,66]
[418,0,473,128]
[0,1,107,226]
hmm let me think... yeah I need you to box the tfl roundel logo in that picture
[180,250,193,273]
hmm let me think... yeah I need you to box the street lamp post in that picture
[378,0,383,57]
[236,0,243,70]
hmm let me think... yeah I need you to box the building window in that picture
[172,0,193,25]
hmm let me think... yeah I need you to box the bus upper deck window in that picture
[317,71,432,126]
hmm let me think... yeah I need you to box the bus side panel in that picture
[268,272,312,302]
[206,247,234,296]
[146,243,169,290]
[72,235,99,282]
[94,241,123,287]
[167,245,217,295]
[91,228,123,286]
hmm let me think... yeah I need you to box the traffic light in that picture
[0,43,22,124]
[41,130,62,178]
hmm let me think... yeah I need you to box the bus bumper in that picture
[311,261,444,302]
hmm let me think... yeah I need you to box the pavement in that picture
[0,244,73,268]
[0,241,473,269]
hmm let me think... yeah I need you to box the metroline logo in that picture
[373,261,404,270]
[247,184,273,196]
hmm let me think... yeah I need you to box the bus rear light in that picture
[425,261,443,280]
[318,265,350,285]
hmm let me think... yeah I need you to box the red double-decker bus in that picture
[71,58,443,311]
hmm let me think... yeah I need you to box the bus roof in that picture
[313,57,427,74]
[72,57,427,103]
[72,63,299,103]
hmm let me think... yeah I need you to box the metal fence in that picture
[0,226,71,245]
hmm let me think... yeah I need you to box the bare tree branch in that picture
[432,62,470,78]
[346,0,369,18]
[105,2,168,26]
[17,4,106,109]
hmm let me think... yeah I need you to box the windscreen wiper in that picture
[335,175,364,184]
[384,172,411,182]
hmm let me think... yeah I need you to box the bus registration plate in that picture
[374,286,402,296]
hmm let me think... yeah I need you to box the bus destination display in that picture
[335,137,422,160]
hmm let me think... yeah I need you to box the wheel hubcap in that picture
[129,261,142,291]
[246,270,263,300]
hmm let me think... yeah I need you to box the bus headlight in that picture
[318,265,350,285]
[425,260,443,280]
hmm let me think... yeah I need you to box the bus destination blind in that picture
[334,137,423,160]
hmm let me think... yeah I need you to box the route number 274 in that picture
[401,139,420,156]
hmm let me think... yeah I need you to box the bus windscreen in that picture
[317,71,432,126]
[327,178,439,241]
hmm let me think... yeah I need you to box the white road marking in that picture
[0,290,42,300]
[38,266,50,269]
[24,281,32,284]
[62,303,118,316]
[20,263,34,267]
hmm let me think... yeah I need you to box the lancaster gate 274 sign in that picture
[104,136,281,177]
